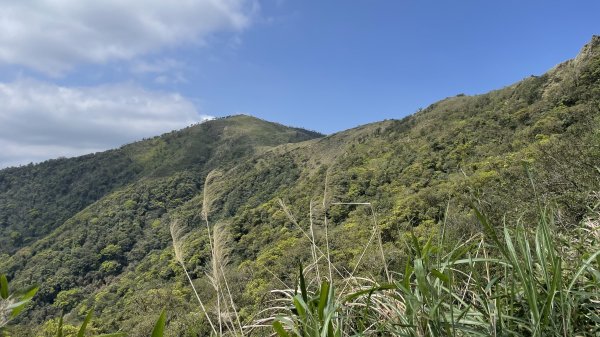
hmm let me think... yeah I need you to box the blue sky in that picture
[0,0,599,167]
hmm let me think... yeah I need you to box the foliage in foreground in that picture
[3,200,598,336]
[0,274,38,336]
[266,205,600,337]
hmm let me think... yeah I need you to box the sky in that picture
[0,1,599,168]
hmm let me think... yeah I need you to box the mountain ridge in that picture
[0,115,322,255]
[1,36,599,336]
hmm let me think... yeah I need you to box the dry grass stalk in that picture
[322,171,333,282]
[276,198,344,280]
[308,200,320,280]
[169,220,217,335]
[202,170,244,337]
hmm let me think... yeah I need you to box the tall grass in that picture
[170,219,218,336]
[170,170,244,337]
[172,171,599,336]
[262,202,600,337]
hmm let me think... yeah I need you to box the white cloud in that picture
[131,58,184,75]
[131,58,188,84]
[153,73,187,84]
[0,79,213,168]
[0,0,257,76]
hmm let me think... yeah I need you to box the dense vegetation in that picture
[0,116,321,255]
[1,36,599,336]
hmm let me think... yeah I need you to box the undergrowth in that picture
[258,197,600,337]
[1,173,599,336]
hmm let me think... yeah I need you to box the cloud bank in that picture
[0,0,256,75]
[0,80,212,168]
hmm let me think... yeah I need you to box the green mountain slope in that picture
[1,37,599,336]
[0,116,322,255]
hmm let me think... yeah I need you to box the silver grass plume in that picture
[169,219,218,335]
[202,170,244,336]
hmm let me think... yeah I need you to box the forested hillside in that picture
[1,37,599,336]
[0,116,321,255]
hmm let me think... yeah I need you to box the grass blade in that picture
[151,309,166,337]
[318,280,330,321]
[56,315,64,337]
[77,310,93,337]
[299,262,308,303]
[273,320,290,337]
[0,275,8,300]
